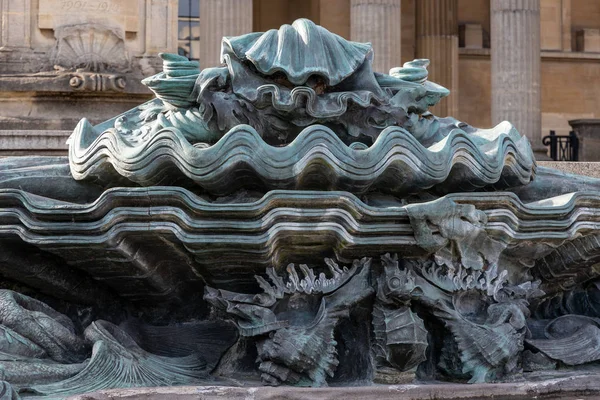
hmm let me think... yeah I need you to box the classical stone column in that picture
[350,0,402,73]
[416,0,459,117]
[200,0,253,68]
[491,0,545,157]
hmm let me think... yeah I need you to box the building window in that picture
[178,0,200,61]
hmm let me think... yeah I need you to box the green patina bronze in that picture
[0,18,599,398]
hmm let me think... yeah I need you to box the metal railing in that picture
[542,130,579,161]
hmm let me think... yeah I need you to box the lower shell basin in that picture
[0,187,599,308]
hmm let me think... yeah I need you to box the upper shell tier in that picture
[66,18,535,197]
[222,19,372,86]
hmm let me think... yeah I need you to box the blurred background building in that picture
[0,0,598,161]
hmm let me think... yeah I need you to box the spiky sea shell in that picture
[256,312,339,386]
[434,301,525,383]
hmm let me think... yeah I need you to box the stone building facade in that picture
[1,0,599,158]
[0,0,177,154]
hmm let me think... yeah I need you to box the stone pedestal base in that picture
[0,130,70,156]
[67,372,600,400]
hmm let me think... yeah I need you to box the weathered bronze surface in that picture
[1,19,600,398]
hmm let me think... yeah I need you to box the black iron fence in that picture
[542,130,579,161]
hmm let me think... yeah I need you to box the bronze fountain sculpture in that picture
[0,19,600,398]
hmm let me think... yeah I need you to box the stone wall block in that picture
[1,0,31,48]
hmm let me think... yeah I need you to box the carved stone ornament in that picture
[69,73,127,92]
[52,24,129,92]
[1,18,600,398]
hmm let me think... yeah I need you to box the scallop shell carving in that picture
[223,18,372,86]
[53,24,130,72]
